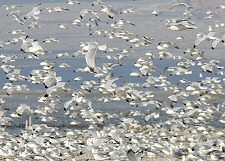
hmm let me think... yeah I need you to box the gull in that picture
[200,60,224,73]
[220,111,225,124]
[40,60,55,69]
[0,108,12,126]
[194,32,217,48]
[83,42,107,72]
[176,36,185,40]
[81,80,96,92]
[86,18,100,32]
[0,40,5,48]
[56,52,69,58]
[101,5,118,19]
[92,0,103,6]
[16,104,33,116]
[121,49,134,54]
[27,41,47,56]
[152,10,160,16]
[24,3,42,20]
[43,37,59,43]
[3,83,29,95]
[211,35,225,49]
[0,96,6,105]
[157,41,179,50]
[46,81,68,95]
[43,70,62,88]
[20,35,33,52]
[59,63,71,68]
[99,74,119,93]
[84,42,98,72]
[6,68,26,81]
[122,8,135,14]
[58,24,70,29]
[115,19,135,27]
[163,18,195,26]
[20,37,47,56]
[169,3,193,10]
[11,12,24,25]
[1,65,15,77]
[46,7,70,13]
[74,76,83,81]
[0,54,18,63]
[9,29,25,35]
[169,2,193,18]
[127,149,143,161]
[72,18,82,26]
[20,35,45,55]
[106,54,127,65]
[66,0,81,5]
[28,20,41,29]
[143,36,153,44]
[3,4,23,11]
[64,91,85,110]
[166,22,196,31]
[168,67,192,75]
[165,18,196,31]
[80,9,98,19]
[40,116,57,122]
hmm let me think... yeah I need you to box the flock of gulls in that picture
[0,0,225,160]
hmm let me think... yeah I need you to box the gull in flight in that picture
[101,5,118,19]
[82,42,107,72]
[194,32,217,48]
[11,12,24,25]
[169,3,193,10]
[46,6,70,13]
[20,36,47,56]
[166,20,196,31]
[127,149,143,161]
[169,2,193,18]
[92,0,103,6]
[157,41,179,50]
[66,0,81,5]
[80,9,98,19]
[24,3,42,20]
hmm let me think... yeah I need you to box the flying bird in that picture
[83,42,107,72]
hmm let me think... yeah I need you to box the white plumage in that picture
[84,42,98,72]
[83,42,106,72]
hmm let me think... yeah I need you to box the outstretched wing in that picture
[85,42,98,71]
